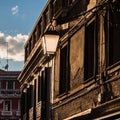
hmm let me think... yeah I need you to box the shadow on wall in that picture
[67,0,90,21]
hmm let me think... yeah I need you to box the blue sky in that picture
[0,0,47,71]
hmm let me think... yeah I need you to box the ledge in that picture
[63,108,92,120]
[62,97,120,120]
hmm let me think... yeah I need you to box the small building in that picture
[18,0,120,120]
[0,69,21,120]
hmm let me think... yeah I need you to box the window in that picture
[29,85,34,108]
[68,0,76,5]
[41,68,51,120]
[53,0,63,14]
[25,44,29,61]
[21,92,26,115]
[29,38,32,51]
[7,81,14,90]
[33,32,37,44]
[33,80,37,120]
[4,100,11,111]
[45,9,50,27]
[84,20,96,80]
[34,80,36,105]
[59,44,70,95]
[18,100,21,111]
[105,2,120,66]
[36,24,41,41]
[0,81,6,89]
[38,76,41,102]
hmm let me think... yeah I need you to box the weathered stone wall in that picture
[53,76,120,119]
[70,27,84,89]
[53,0,120,119]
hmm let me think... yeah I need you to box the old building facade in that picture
[18,0,120,120]
[0,69,21,120]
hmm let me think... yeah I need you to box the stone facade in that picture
[0,69,21,120]
[18,0,120,120]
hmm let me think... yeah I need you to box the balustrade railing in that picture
[16,111,21,116]
[1,111,12,116]
[0,89,21,97]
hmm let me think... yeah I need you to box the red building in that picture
[0,69,21,120]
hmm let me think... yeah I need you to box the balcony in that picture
[1,111,12,116]
[0,89,21,98]
[16,111,21,116]
[53,0,68,19]
[107,61,120,80]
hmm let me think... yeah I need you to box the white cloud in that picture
[0,32,5,38]
[11,5,19,15]
[0,32,28,61]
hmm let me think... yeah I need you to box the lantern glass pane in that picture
[42,36,47,54]
[44,34,59,54]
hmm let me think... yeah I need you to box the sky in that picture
[0,0,47,71]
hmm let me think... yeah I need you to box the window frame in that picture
[38,76,42,102]
[84,18,97,81]
[3,100,12,111]
[0,81,6,89]
[7,81,14,90]
[105,2,120,67]
[59,42,70,95]
[18,100,21,111]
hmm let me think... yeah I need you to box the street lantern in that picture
[42,31,59,55]
[41,30,59,120]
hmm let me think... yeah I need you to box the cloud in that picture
[11,5,19,15]
[0,32,28,61]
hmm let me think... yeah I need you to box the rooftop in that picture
[0,69,20,81]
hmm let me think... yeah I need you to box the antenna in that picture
[0,41,9,71]
[4,42,9,71]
